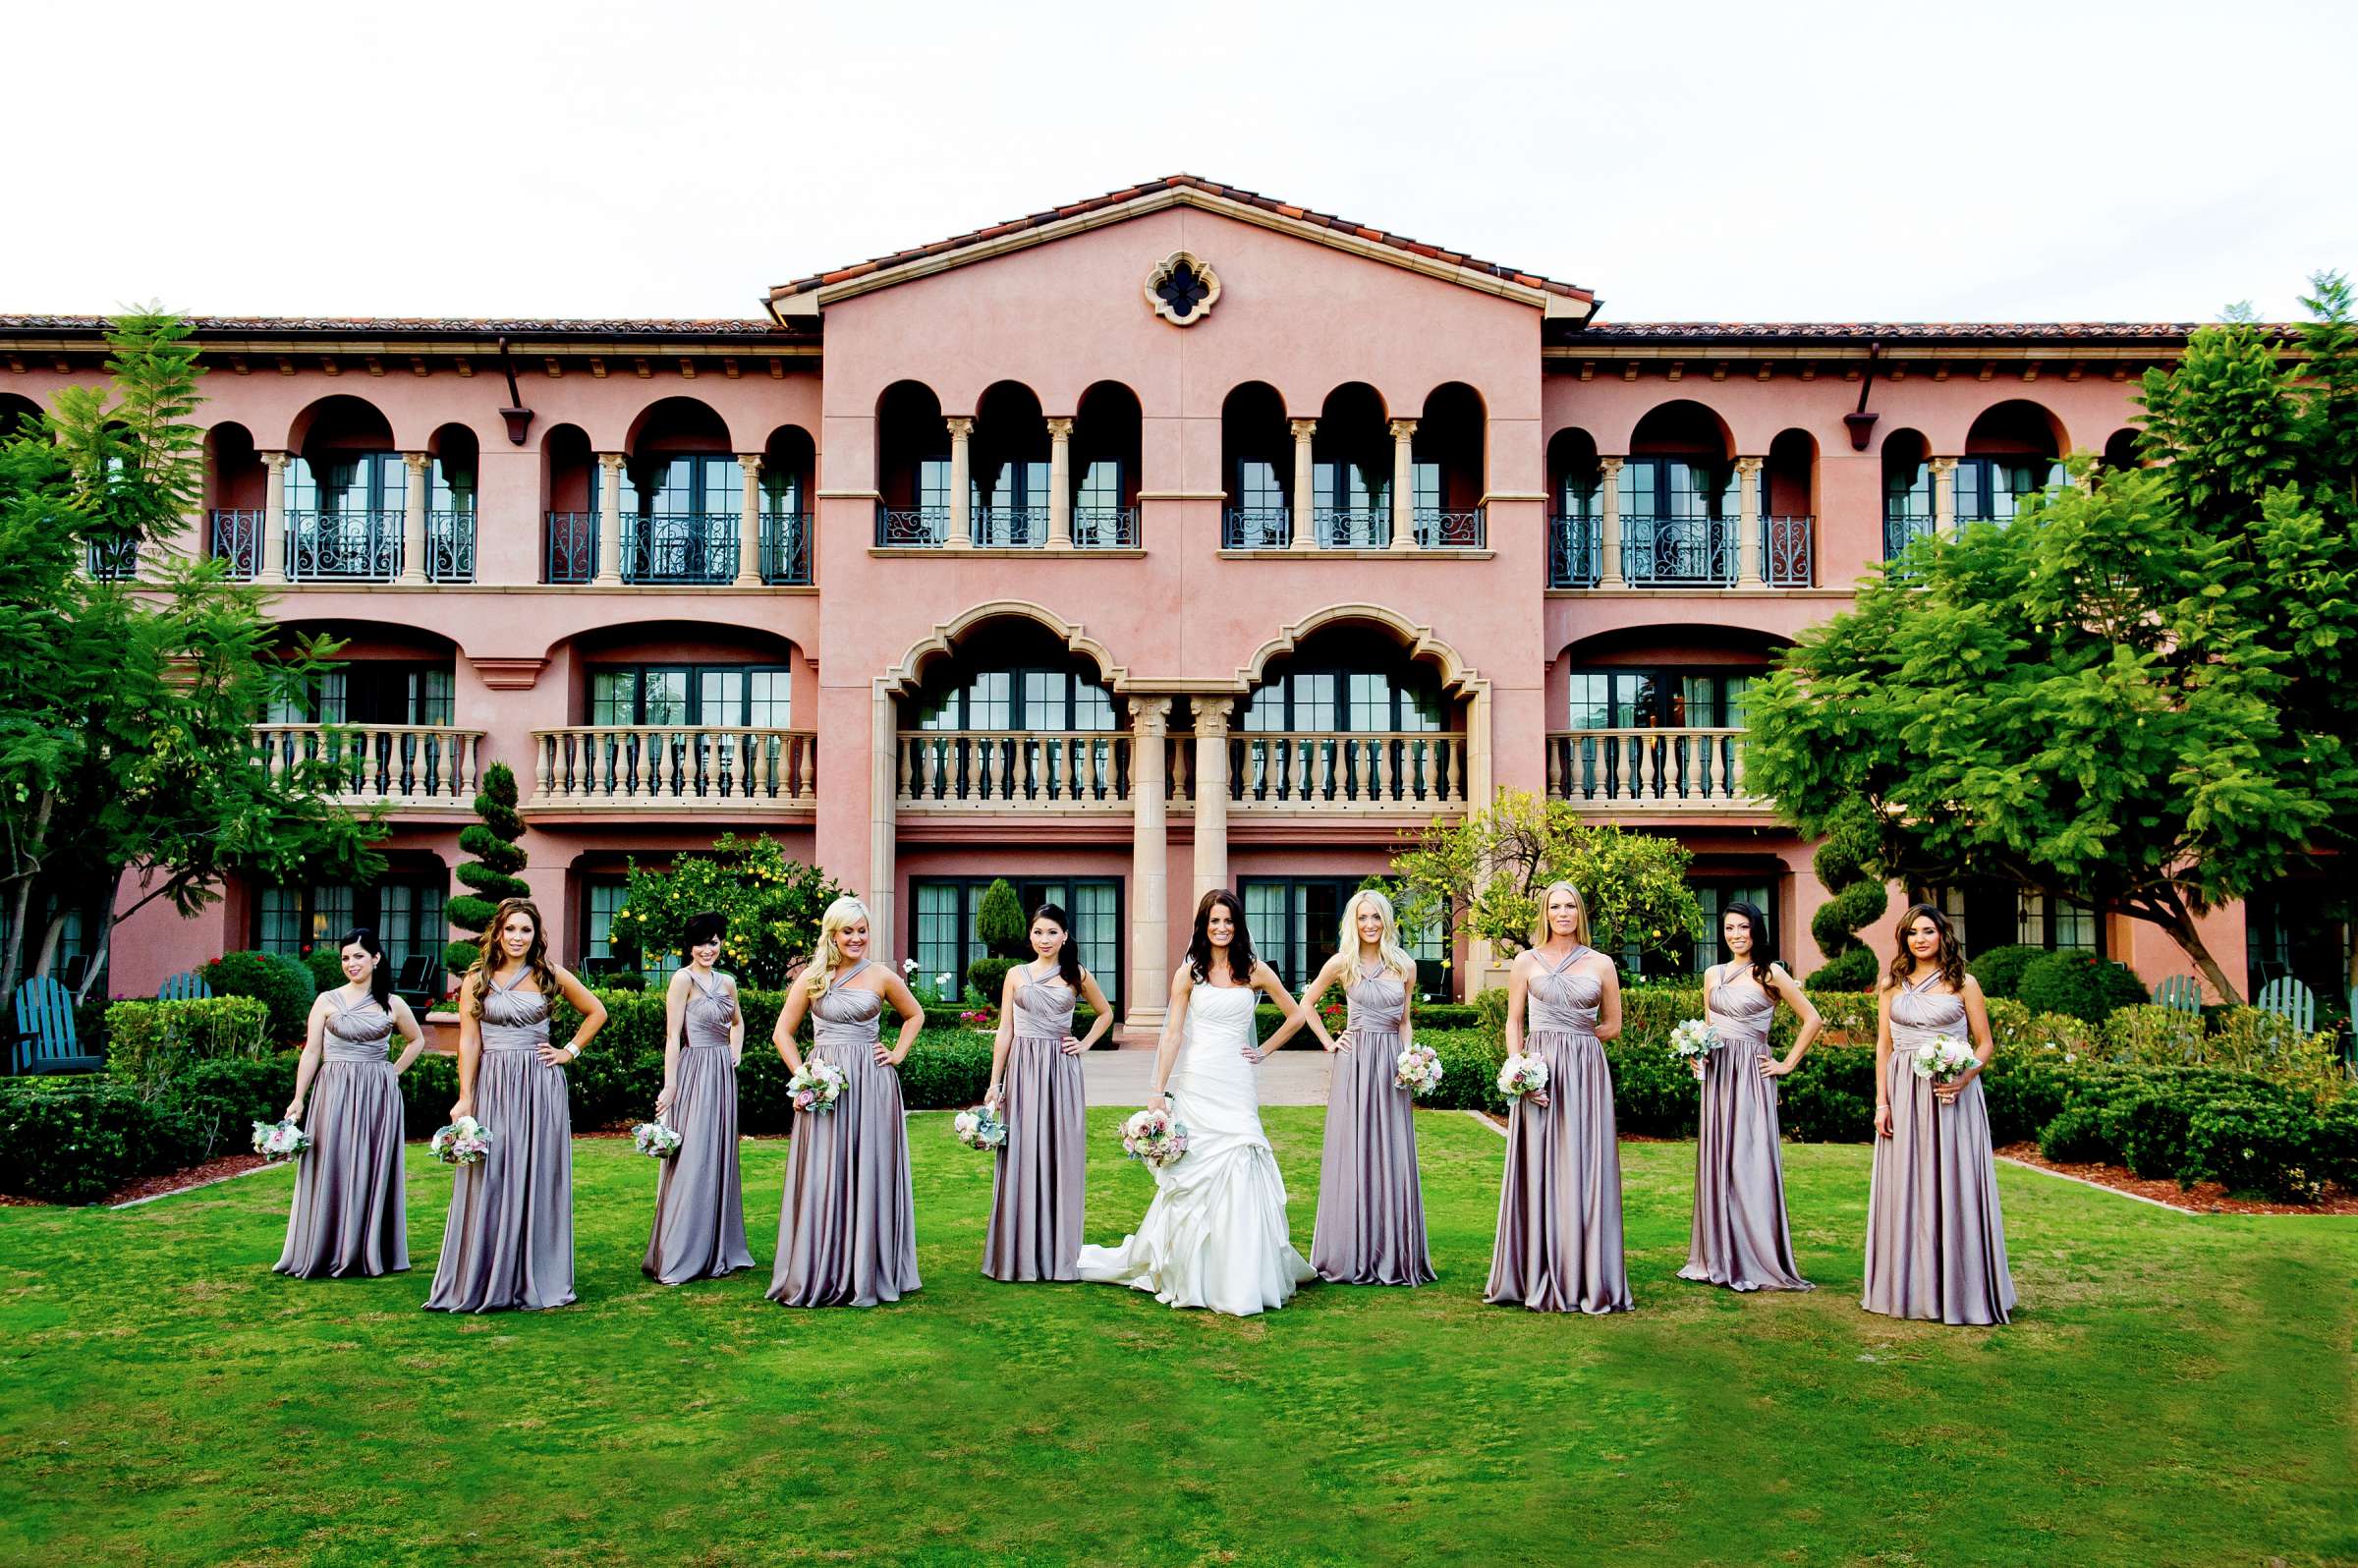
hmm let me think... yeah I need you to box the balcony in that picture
[1222,507,1291,549]
[873,502,1140,551]
[897,731,1132,811]
[1417,508,1488,548]
[760,512,813,585]
[976,506,1048,547]
[85,534,140,581]
[528,727,816,812]
[1315,506,1390,548]
[1073,506,1139,548]
[1546,728,1766,811]
[1220,732,1469,812]
[210,509,263,579]
[253,724,486,811]
[542,513,802,586]
[876,504,948,547]
[1547,515,1815,588]
[1884,507,1937,560]
[281,510,477,584]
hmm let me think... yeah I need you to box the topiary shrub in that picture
[197,950,315,1042]
[1806,808,1887,991]
[2018,950,2142,1024]
[1969,944,2046,1000]
[301,945,345,994]
[446,761,529,977]
[965,957,1018,1006]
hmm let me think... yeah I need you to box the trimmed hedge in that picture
[2019,950,2150,1024]
[1969,945,2046,1000]
[197,951,315,1041]
[104,996,271,1090]
[0,1051,301,1204]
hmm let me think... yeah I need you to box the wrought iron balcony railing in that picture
[210,509,263,580]
[1884,507,1937,561]
[875,502,949,547]
[425,511,477,584]
[1414,508,1487,548]
[1072,506,1139,548]
[85,534,140,581]
[1315,506,1390,549]
[1222,507,1291,549]
[760,511,813,585]
[1549,514,1601,588]
[974,505,1048,547]
[286,509,400,583]
[623,513,739,584]
[1549,514,1815,588]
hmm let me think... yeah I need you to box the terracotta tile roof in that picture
[0,313,795,339]
[1575,320,2214,342]
[765,173,1600,305]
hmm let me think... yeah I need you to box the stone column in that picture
[259,450,289,585]
[1288,419,1318,551]
[1597,455,1625,587]
[1734,455,1765,588]
[735,453,764,587]
[1388,418,1420,551]
[1045,416,1074,549]
[945,417,974,549]
[869,682,899,967]
[1125,697,1173,1038]
[1931,456,1959,536]
[1192,698,1232,902]
[400,451,429,585]
[594,452,625,586]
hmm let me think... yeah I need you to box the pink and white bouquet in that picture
[429,1116,491,1165]
[1119,1106,1190,1169]
[952,1106,1008,1151]
[1912,1035,1979,1090]
[1394,1043,1445,1096]
[1496,1053,1550,1107]
[250,1118,310,1163]
[631,1120,683,1158]
[789,1058,848,1115]
[1667,1018,1721,1068]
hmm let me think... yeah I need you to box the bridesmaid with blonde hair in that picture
[982,902,1113,1281]
[1486,880,1632,1315]
[1299,887,1434,1287]
[767,895,926,1308]
[643,910,756,1285]
[1863,903,2016,1325]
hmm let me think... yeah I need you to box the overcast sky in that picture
[7,0,2351,325]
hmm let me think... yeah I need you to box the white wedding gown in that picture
[1077,982,1316,1317]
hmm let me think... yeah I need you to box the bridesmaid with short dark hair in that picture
[1863,902,2016,1325]
[1679,900,1819,1293]
[981,902,1112,1281]
[643,910,756,1284]
[275,927,426,1278]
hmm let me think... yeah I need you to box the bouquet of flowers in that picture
[429,1116,492,1165]
[250,1118,310,1163]
[1119,1106,1190,1169]
[788,1058,848,1115]
[1496,1052,1550,1107]
[631,1120,683,1158]
[1912,1035,1979,1089]
[1667,1018,1721,1068]
[952,1106,1008,1151]
[1394,1042,1445,1096]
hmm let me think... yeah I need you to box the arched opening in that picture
[286,395,400,582]
[1961,399,2065,525]
[1881,426,1933,558]
[423,423,478,583]
[613,397,740,583]
[1546,427,1603,587]
[2100,426,2141,474]
[875,380,949,545]
[0,392,39,439]
[1765,427,1818,586]
[540,422,595,583]
[1234,618,1465,804]
[758,424,816,584]
[1073,381,1141,548]
[897,612,1127,809]
[1414,382,1486,546]
[204,420,263,577]
[972,381,1048,546]
[1220,381,1290,547]
[1622,400,1739,586]
[1312,382,1390,546]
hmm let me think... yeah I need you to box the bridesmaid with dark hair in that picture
[275,928,427,1278]
[982,902,1112,1281]
[767,895,926,1308]
[644,910,756,1285]
[1863,902,2017,1325]
[1486,880,1633,1315]
[425,897,608,1314]
[1679,900,1820,1293]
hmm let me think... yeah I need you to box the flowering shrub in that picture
[607,834,845,988]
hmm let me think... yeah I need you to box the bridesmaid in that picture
[981,902,1113,1281]
[1679,900,1820,1293]
[424,897,607,1314]
[643,911,756,1285]
[1863,903,2017,1325]
[275,927,426,1278]
[1485,880,1633,1315]
[1300,888,1434,1287]
[767,896,926,1308]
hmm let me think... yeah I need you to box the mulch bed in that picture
[1995,1142,2358,1216]
[103,1153,270,1206]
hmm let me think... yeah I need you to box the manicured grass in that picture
[0,1111,2350,1566]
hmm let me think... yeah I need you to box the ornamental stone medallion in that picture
[1145,251,1219,325]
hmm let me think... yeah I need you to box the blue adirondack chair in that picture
[10,977,104,1075]
[2256,977,2316,1034]
[154,971,212,1001]
[2153,976,2202,1016]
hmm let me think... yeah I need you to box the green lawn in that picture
[0,1110,2350,1567]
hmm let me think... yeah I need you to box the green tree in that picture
[965,877,1029,1002]
[443,762,529,975]
[1391,790,1702,967]
[607,834,843,989]
[1807,803,1887,990]
[0,312,381,1000]
[1746,276,2358,1004]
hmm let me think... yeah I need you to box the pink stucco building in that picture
[2,175,2312,1026]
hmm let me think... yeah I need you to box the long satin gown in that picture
[1486,945,1633,1314]
[1863,972,2017,1325]
[767,959,921,1308]
[274,988,409,1278]
[1678,966,1813,1292]
[1311,963,1435,1286]
[1078,981,1316,1317]
[643,968,756,1284]
[982,968,1088,1282]
[424,973,575,1312]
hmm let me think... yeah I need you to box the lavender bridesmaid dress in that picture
[1486,945,1633,1314]
[1863,972,2017,1325]
[768,959,921,1308]
[274,989,408,1278]
[1311,963,1434,1286]
[424,974,575,1312]
[982,969,1087,1282]
[643,969,756,1284]
[1678,966,1812,1292]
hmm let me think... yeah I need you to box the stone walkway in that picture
[1083,1048,1333,1107]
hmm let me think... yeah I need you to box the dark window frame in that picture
[908,874,1124,1010]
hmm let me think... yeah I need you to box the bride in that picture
[1078,889,1319,1317]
